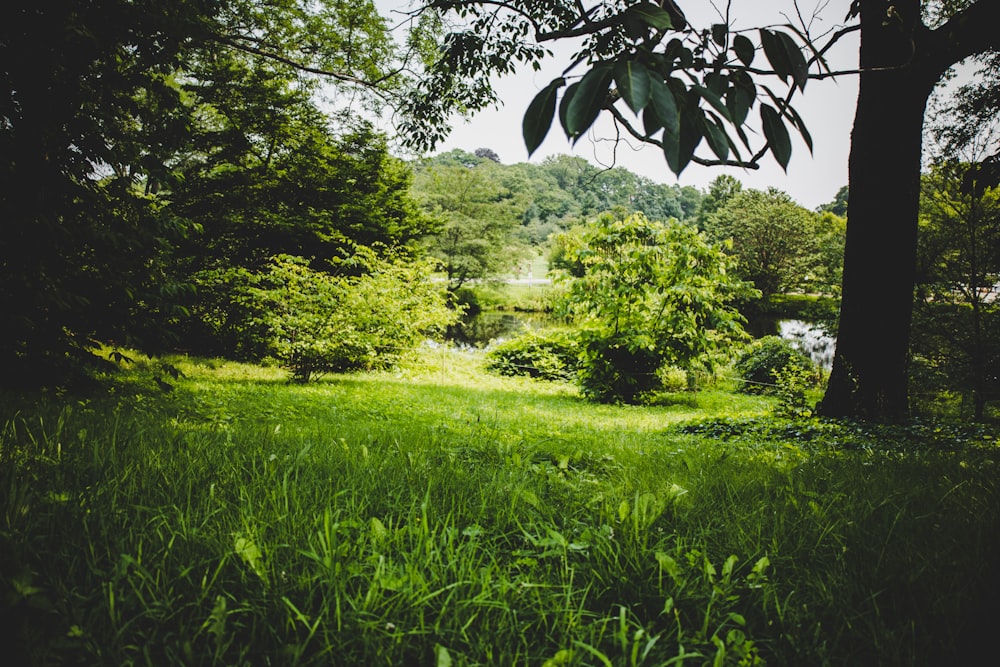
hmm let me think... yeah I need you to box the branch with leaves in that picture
[403,1,858,175]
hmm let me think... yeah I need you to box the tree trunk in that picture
[820,0,1000,420]
[819,1,937,420]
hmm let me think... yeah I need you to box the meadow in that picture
[2,347,998,666]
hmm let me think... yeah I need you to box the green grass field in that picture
[2,348,998,665]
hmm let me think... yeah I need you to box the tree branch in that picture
[922,0,1000,82]
[212,33,404,90]
[605,104,761,169]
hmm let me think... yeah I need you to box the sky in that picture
[422,0,863,210]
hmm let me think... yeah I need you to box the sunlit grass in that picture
[1,346,998,666]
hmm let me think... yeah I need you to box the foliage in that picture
[236,251,456,382]
[413,159,527,289]
[694,174,743,229]
[404,1,819,175]
[705,188,824,297]
[0,0,422,386]
[817,185,849,217]
[485,329,579,381]
[412,150,703,249]
[911,160,1000,420]
[558,212,756,403]
[733,336,816,396]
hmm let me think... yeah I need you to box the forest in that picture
[2,1,1000,665]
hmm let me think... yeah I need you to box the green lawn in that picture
[2,348,998,665]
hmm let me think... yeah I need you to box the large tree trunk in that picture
[819,1,934,419]
[819,0,1000,420]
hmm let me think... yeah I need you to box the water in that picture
[446,311,554,349]
[778,319,836,370]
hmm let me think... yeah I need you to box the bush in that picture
[733,336,814,395]
[576,335,663,403]
[247,251,457,382]
[485,330,578,381]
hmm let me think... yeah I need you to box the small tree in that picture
[705,188,821,298]
[558,212,756,403]
[247,250,457,382]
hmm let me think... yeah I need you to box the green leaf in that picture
[711,23,727,47]
[702,115,730,162]
[726,79,754,126]
[564,64,614,139]
[649,76,679,137]
[642,105,662,136]
[523,78,564,155]
[558,81,580,138]
[692,85,732,123]
[776,30,809,91]
[733,34,755,67]
[759,29,791,83]
[761,103,792,171]
[614,60,652,114]
[625,2,674,30]
[664,94,702,175]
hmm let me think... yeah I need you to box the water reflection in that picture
[779,320,836,370]
[446,312,553,349]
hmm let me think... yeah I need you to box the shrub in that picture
[249,251,458,382]
[556,212,756,404]
[733,336,814,395]
[485,329,578,381]
[576,334,663,403]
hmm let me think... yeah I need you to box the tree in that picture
[695,175,743,230]
[0,0,418,384]
[0,0,219,385]
[705,188,821,298]
[557,212,756,403]
[818,185,849,217]
[404,0,1000,419]
[413,161,526,289]
[911,161,1000,420]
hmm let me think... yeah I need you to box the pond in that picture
[447,311,837,369]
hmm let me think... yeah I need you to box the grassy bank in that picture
[2,349,998,665]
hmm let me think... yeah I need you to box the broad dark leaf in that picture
[642,105,662,136]
[523,78,563,155]
[726,78,754,126]
[558,81,580,138]
[701,115,730,161]
[759,29,791,83]
[711,23,727,47]
[692,85,731,123]
[614,60,652,114]
[625,2,674,30]
[733,34,755,67]
[761,103,792,171]
[776,31,809,91]
[564,64,614,138]
[649,76,679,137]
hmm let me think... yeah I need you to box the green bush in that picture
[576,335,663,403]
[248,251,457,382]
[733,336,814,395]
[485,329,578,381]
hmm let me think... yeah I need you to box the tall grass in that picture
[1,349,998,665]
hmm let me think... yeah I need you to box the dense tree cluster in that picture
[0,0,438,384]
